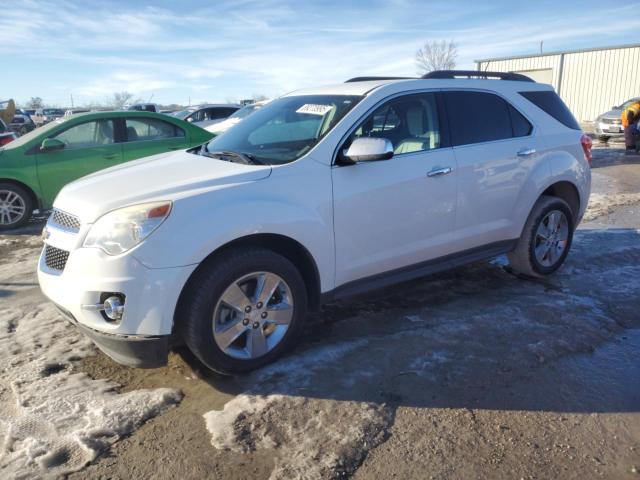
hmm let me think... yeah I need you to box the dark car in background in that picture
[0,118,17,146]
[594,97,640,142]
[10,110,36,136]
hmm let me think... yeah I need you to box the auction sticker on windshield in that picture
[296,104,333,116]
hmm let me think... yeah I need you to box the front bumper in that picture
[594,121,623,137]
[38,226,197,367]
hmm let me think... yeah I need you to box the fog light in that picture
[103,296,124,321]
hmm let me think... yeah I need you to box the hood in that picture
[54,150,272,222]
[206,117,240,134]
[597,108,622,120]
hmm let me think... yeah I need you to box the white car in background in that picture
[205,100,271,135]
[172,104,241,129]
[38,70,591,375]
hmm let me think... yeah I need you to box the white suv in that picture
[38,71,592,374]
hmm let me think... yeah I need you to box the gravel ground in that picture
[1,146,639,479]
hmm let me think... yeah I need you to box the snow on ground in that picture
[584,193,640,221]
[0,237,182,478]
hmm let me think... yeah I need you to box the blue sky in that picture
[2,0,639,107]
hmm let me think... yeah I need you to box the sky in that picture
[1,0,639,107]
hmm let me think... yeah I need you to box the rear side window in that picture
[444,91,513,146]
[125,118,184,142]
[519,91,580,130]
[508,105,533,137]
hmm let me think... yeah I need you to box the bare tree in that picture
[415,40,458,74]
[110,91,136,109]
[27,97,43,109]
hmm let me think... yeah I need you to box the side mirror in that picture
[341,137,394,164]
[40,138,65,152]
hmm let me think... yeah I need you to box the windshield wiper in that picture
[203,149,267,165]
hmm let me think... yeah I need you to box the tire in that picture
[0,182,33,231]
[597,135,610,144]
[179,247,308,375]
[507,195,574,278]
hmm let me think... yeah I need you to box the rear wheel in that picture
[179,247,308,375]
[597,135,610,144]
[0,183,33,231]
[507,195,574,278]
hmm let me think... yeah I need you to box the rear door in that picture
[122,116,189,160]
[443,90,538,251]
[36,118,122,205]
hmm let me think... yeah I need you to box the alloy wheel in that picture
[0,189,27,226]
[212,271,294,360]
[534,209,569,267]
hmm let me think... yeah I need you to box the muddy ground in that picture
[1,145,639,479]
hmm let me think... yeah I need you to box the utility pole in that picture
[70,94,74,108]
[540,41,543,54]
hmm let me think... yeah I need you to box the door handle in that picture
[103,153,118,159]
[517,148,536,157]
[427,166,452,178]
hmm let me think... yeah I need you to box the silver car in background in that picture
[594,97,640,142]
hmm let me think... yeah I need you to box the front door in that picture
[332,92,458,287]
[36,118,122,206]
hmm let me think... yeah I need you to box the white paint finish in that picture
[332,148,457,285]
[38,78,591,344]
[478,45,640,121]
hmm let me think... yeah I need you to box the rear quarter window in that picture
[519,91,580,130]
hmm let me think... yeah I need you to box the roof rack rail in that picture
[345,76,415,83]
[421,70,535,82]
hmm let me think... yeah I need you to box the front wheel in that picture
[179,248,308,375]
[0,183,33,231]
[507,195,574,278]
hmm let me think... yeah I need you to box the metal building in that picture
[475,43,640,121]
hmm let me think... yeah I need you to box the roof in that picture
[475,42,640,63]
[286,77,552,98]
[185,103,242,110]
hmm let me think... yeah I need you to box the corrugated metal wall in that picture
[477,45,640,121]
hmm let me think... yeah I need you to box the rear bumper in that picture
[55,304,169,368]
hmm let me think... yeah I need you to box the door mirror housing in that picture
[341,137,394,164]
[40,138,65,152]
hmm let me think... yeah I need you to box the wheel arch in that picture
[174,233,322,333]
[540,181,581,225]
[0,178,41,210]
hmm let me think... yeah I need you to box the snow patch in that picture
[584,193,640,221]
[0,237,182,477]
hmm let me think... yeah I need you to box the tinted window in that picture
[348,92,442,156]
[54,120,114,148]
[519,91,580,130]
[125,118,184,141]
[445,91,512,146]
[207,107,238,120]
[508,104,532,137]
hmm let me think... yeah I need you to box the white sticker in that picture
[296,104,333,116]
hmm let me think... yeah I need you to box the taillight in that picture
[581,134,593,166]
[0,135,15,146]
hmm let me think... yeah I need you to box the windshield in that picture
[205,95,362,165]
[229,104,260,120]
[2,118,65,149]
[172,108,196,120]
[43,109,64,116]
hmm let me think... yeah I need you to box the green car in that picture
[0,111,213,230]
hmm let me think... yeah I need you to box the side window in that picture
[188,110,205,122]
[125,118,185,142]
[508,104,532,137]
[519,91,580,130]
[206,108,237,120]
[53,120,114,148]
[445,91,513,146]
[348,92,442,157]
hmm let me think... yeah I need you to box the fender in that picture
[132,158,336,292]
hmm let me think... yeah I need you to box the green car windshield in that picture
[1,119,65,149]
[205,95,362,165]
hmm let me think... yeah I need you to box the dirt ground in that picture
[1,145,639,479]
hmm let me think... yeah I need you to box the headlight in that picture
[83,202,172,255]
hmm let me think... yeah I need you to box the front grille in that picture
[602,118,621,125]
[44,245,69,272]
[49,209,81,233]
